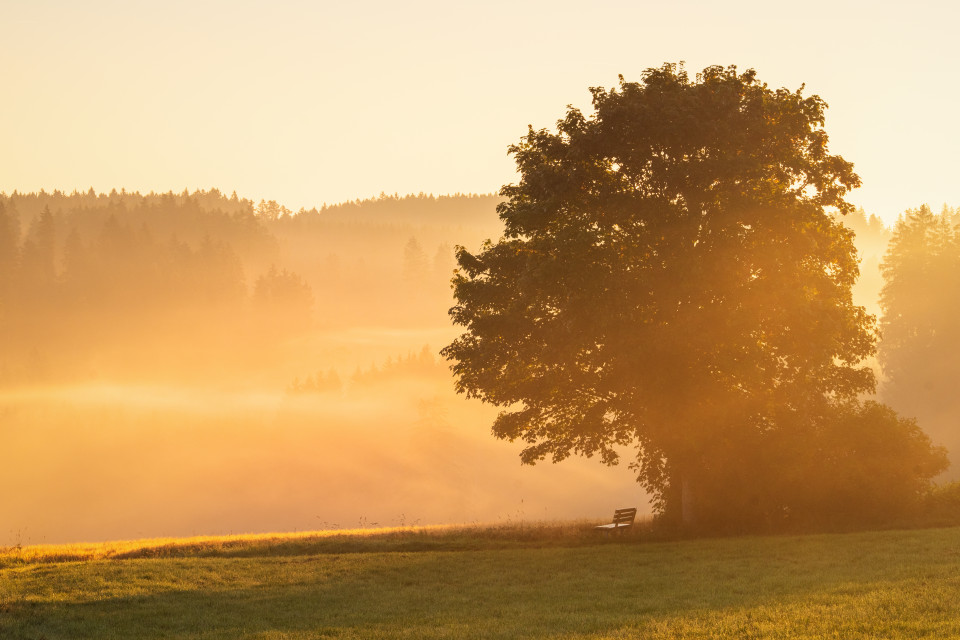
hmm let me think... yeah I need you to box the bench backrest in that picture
[611,508,637,526]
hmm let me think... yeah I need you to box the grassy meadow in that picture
[3,523,960,639]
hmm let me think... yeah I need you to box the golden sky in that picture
[2,0,957,224]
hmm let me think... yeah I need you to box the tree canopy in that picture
[442,64,942,529]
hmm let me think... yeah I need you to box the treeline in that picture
[287,345,448,395]
[814,203,960,480]
[0,190,501,384]
[263,191,498,225]
[813,204,960,484]
[0,196,288,382]
[806,204,960,484]
[264,192,502,328]
[879,205,960,472]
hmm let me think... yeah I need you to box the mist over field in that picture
[0,191,647,545]
[3,366,644,545]
[2,190,956,544]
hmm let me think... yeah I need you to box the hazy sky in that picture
[3,0,957,224]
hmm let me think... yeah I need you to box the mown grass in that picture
[3,522,960,639]
[0,520,605,567]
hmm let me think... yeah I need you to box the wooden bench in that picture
[594,507,637,534]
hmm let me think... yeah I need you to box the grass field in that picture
[3,523,960,639]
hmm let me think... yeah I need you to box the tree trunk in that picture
[666,463,698,529]
[681,473,697,528]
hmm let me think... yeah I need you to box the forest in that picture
[0,189,500,384]
[0,188,957,542]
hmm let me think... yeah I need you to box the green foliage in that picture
[639,400,949,533]
[789,402,948,525]
[5,526,960,639]
[695,400,949,531]
[443,63,884,528]
[923,481,960,524]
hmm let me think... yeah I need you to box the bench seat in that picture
[595,507,637,532]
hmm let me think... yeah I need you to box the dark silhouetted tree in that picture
[443,64,896,529]
[774,400,947,526]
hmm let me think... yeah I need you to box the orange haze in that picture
[1,192,647,545]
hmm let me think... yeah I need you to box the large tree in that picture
[442,64,885,528]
